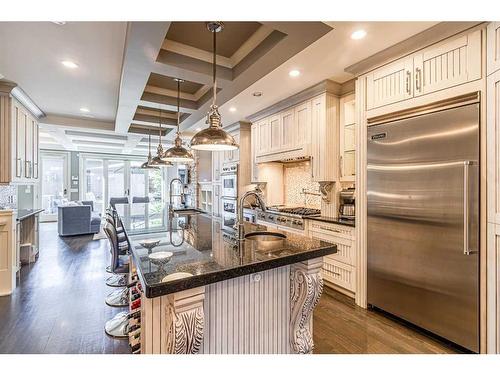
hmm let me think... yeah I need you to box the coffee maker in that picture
[338,187,355,221]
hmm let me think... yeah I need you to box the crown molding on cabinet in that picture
[345,22,485,77]
[0,79,45,119]
[247,79,347,123]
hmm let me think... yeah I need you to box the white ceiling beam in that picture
[41,114,115,131]
[46,128,76,151]
[114,22,172,134]
[122,134,144,155]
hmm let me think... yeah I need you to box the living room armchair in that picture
[58,201,101,236]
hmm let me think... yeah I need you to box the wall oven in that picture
[221,164,238,198]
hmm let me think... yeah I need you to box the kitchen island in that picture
[118,204,336,354]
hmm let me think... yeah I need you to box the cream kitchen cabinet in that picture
[212,151,223,182]
[294,100,311,150]
[256,118,270,155]
[0,93,40,184]
[365,56,414,110]
[488,69,500,224]
[250,123,259,182]
[365,29,482,111]
[268,115,281,152]
[212,183,222,217]
[311,93,339,182]
[280,108,295,151]
[339,93,356,182]
[414,30,481,97]
[307,220,356,295]
[487,22,500,76]
[223,132,240,165]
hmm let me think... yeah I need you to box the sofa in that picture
[58,200,101,236]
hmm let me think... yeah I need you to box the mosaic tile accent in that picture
[283,162,321,209]
[0,185,17,209]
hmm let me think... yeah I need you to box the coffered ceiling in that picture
[119,21,334,134]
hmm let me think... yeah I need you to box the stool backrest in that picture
[132,196,150,203]
[109,197,129,207]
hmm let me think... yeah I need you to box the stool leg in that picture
[106,274,127,287]
[105,287,129,307]
[104,311,129,339]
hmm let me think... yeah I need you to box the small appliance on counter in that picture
[338,187,355,221]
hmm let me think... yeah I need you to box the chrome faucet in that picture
[237,190,266,241]
[169,178,184,218]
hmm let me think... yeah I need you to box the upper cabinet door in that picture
[14,103,25,179]
[32,118,39,179]
[414,30,481,97]
[487,22,500,76]
[365,57,414,110]
[257,118,270,155]
[232,133,240,163]
[24,114,33,178]
[294,100,311,151]
[280,109,295,151]
[269,115,281,152]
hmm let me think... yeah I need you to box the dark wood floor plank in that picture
[0,223,129,354]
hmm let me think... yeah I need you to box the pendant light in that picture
[162,78,194,163]
[140,129,160,169]
[149,107,173,167]
[190,22,239,151]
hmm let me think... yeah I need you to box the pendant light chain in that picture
[177,79,181,134]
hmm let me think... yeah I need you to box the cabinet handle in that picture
[339,155,343,177]
[415,67,422,92]
[311,156,314,179]
[405,71,411,94]
[16,158,22,177]
[25,160,30,178]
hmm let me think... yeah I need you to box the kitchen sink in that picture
[244,231,287,241]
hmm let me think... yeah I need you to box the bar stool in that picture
[104,211,128,277]
[103,221,130,339]
[109,197,129,209]
[132,196,150,203]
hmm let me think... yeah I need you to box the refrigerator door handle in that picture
[463,160,477,256]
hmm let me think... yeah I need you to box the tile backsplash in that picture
[283,162,321,209]
[0,185,17,209]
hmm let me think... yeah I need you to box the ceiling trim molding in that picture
[162,39,234,69]
[344,21,484,77]
[1,80,46,119]
[247,79,343,123]
[42,114,115,131]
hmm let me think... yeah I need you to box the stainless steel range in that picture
[256,207,321,231]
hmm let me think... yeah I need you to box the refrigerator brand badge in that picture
[371,132,387,140]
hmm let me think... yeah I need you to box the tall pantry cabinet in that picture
[486,21,500,354]
[0,82,40,184]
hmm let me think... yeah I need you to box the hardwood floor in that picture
[0,222,130,354]
[313,287,463,354]
[0,222,461,354]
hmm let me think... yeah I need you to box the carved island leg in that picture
[289,257,324,354]
[164,286,205,354]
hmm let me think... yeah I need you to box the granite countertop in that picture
[305,216,355,227]
[119,205,336,298]
[16,208,45,221]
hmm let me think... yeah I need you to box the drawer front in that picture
[309,230,354,265]
[322,259,355,292]
[308,221,354,240]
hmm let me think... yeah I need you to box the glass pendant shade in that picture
[190,21,239,152]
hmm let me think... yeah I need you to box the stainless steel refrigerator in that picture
[367,103,480,352]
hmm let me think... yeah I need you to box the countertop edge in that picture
[16,208,45,221]
[141,244,336,299]
[305,216,355,227]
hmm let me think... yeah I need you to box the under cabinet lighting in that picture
[351,29,367,40]
[61,60,78,69]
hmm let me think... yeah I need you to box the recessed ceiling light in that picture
[61,60,78,69]
[289,69,300,77]
[351,29,367,40]
[252,92,263,97]
[229,107,236,112]
[80,107,90,113]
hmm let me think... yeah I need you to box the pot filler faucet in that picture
[237,189,266,241]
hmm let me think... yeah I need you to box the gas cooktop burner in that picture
[268,207,321,217]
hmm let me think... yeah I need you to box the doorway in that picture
[39,151,70,222]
